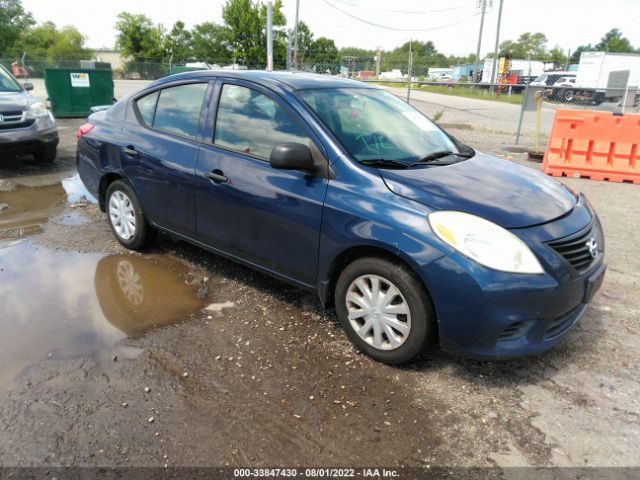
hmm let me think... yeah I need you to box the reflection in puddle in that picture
[0,174,96,245]
[0,242,207,389]
[0,183,66,243]
[62,174,96,204]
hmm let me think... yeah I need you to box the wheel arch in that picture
[98,172,126,212]
[319,243,433,309]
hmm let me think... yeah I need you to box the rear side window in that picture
[136,91,158,126]
[136,83,207,139]
[214,84,309,159]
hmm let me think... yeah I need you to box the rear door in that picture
[194,80,329,286]
[120,81,210,235]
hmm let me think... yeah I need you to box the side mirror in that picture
[270,142,318,175]
[23,82,34,91]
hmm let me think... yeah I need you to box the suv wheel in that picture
[335,256,436,364]
[105,180,156,250]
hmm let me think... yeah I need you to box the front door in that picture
[195,81,329,286]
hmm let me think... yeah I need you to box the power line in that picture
[332,0,466,14]
[321,0,476,32]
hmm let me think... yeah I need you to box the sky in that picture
[20,0,640,57]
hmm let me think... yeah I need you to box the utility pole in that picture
[490,0,504,85]
[406,38,413,103]
[266,0,273,71]
[286,29,292,71]
[375,47,381,77]
[292,0,300,69]
[474,0,490,83]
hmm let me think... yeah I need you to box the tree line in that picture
[0,0,91,60]
[0,0,638,72]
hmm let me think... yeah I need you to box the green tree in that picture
[115,12,166,59]
[293,21,314,67]
[548,45,567,68]
[16,22,90,59]
[310,37,339,73]
[0,0,35,55]
[594,28,634,53]
[165,21,192,61]
[570,44,593,64]
[499,32,549,59]
[191,22,230,64]
[222,0,264,65]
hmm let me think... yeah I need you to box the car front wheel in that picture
[335,256,436,364]
[105,180,156,250]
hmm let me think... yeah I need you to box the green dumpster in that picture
[44,68,115,118]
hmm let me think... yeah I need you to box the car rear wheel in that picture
[335,256,436,364]
[105,180,156,250]
[34,144,57,163]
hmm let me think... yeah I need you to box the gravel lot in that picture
[0,113,638,478]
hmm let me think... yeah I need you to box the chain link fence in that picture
[3,55,638,150]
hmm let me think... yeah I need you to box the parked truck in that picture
[560,51,640,105]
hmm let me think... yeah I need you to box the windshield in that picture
[533,74,547,83]
[0,66,22,93]
[299,88,458,164]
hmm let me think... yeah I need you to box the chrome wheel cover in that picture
[345,274,411,351]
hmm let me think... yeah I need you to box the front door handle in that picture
[204,170,228,184]
[122,146,138,157]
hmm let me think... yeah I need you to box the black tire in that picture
[335,256,436,364]
[105,180,156,250]
[34,144,57,163]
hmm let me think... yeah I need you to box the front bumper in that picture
[0,115,58,154]
[420,195,606,359]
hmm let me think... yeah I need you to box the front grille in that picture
[0,119,34,130]
[544,306,582,340]
[547,222,600,274]
[0,110,24,117]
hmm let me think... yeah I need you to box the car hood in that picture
[379,152,576,228]
[0,91,31,111]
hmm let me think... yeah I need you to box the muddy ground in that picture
[0,119,638,478]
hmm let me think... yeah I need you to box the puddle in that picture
[0,174,95,244]
[0,242,207,389]
[61,174,96,204]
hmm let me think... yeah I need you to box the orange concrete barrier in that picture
[543,109,640,185]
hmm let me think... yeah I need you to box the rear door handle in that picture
[204,170,228,184]
[122,146,139,157]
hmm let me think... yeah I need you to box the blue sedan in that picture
[76,71,605,364]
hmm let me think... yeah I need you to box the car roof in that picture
[152,70,377,91]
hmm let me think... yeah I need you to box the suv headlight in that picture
[25,102,52,120]
[428,211,544,274]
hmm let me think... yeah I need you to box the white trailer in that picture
[571,51,640,104]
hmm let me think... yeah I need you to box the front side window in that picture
[137,83,207,138]
[214,84,309,159]
[299,88,457,164]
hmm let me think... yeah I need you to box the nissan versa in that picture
[0,64,58,162]
[76,71,606,364]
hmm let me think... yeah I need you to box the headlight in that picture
[25,102,51,120]
[428,211,544,274]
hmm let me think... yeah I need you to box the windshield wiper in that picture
[358,159,410,169]
[410,150,474,166]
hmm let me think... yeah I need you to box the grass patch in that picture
[375,82,524,105]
